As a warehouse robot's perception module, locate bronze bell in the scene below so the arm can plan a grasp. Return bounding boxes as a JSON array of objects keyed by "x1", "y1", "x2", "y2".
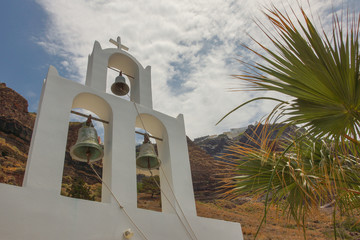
[
  {"x1": 136, "y1": 134, "x2": 160, "y2": 170},
  {"x1": 70, "y1": 117, "x2": 104, "y2": 163},
  {"x1": 111, "y1": 71, "x2": 129, "y2": 96}
]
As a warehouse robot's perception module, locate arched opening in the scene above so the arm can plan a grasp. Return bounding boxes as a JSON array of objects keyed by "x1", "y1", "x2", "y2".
[
  {"x1": 136, "y1": 128, "x2": 161, "y2": 212},
  {"x1": 60, "y1": 108, "x2": 104, "y2": 201},
  {"x1": 135, "y1": 114, "x2": 172, "y2": 212},
  {"x1": 106, "y1": 53, "x2": 139, "y2": 101},
  {"x1": 0, "y1": 83, "x2": 35, "y2": 187},
  {"x1": 106, "y1": 67, "x2": 131, "y2": 101},
  {"x1": 60, "y1": 93, "x2": 112, "y2": 202}
]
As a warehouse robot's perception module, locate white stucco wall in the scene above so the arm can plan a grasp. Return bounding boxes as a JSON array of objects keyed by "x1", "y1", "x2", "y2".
[{"x1": 0, "y1": 42, "x2": 243, "y2": 240}]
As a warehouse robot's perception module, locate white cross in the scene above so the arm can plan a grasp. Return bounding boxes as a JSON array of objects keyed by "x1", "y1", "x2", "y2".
[{"x1": 109, "y1": 36, "x2": 129, "y2": 51}]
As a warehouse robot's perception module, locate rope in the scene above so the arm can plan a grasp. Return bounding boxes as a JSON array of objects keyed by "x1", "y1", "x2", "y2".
[
  {"x1": 158, "y1": 167, "x2": 199, "y2": 240},
  {"x1": 128, "y1": 93, "x2": 147, "y2": 134},
  {"x1": 130, "y1": 95, "x2": 198, "y2": 240},
  {"x1": 133, "y1": 101, "x2": 148, "y2": 135},
  {"x1": 128, "y1": 94, "x2": 151, "y2": 143},
  {"x1": 149, "y1": 169, "x2": 198, "y2": 240},
  {"x1": 89, "y1": 163, "x2": 149, "y2": 240}
]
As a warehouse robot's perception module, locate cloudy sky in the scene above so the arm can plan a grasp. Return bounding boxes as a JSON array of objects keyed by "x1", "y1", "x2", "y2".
[{"x1": 1, "y1": 0, "x2": 358, "y2": 139}]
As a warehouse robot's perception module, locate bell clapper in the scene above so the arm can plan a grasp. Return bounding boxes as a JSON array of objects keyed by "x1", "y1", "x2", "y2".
[
  {"x1": 86, "y1": 148, "x2": 91, "y2": 164},
  {"x1": 143, "y1": 134, "x2": 151, "y2": 169}
]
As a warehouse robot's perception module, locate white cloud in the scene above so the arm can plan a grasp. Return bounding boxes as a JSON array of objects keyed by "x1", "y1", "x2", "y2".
[
  {"x1": 61, "y1": 60, "x2": 69, "y2": 67},
  {"x1": 35, "y1": 0, "x2": 359, "y2": 139}
]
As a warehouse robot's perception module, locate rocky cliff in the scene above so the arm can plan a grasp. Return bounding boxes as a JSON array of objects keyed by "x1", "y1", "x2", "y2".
[
  {"x1": 0, "y1": 83, "x2": 35, "y2": 185},
  {"x1": 187, "y1": 137, "x2": 221, "y2": 200},
  {"x1": 194, "y1": 134, "x2": 234, "y2": 157},
  {"x1": 194, "y1": 123, "x2": 299, "y2": 161}
]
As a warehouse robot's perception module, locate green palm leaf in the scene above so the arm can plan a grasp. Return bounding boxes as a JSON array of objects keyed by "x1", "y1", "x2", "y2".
[
  {"x1": 231, "y1": 7, "x2": 360, "y2": 139},
  {"x1": 218, "y1": 6, "x2": 360, "y2": 239}
]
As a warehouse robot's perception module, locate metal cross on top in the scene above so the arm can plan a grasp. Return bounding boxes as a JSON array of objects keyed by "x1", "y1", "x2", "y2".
[{"x1": 109, "y1": 36, "x2": 129, "y2": 51}]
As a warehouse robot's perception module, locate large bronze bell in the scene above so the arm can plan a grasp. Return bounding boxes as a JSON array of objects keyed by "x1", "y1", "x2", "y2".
[
  {"x1": 70, "y1": 118, "x2": 104, "y2": 163},
  {"x1": 111, "y1": 71, "x2": 129, "y2": 96},
  {"x1": 136, "y1": 134, "x2": 160, "y2": 170}
]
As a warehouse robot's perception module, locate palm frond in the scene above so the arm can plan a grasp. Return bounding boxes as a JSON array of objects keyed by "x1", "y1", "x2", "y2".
[
  {"x1": 230, "y1": 8, "x2": 360, "y2": 140},
  {"x1": 218, "y1": 6, "x2": 360, "y2": 239}
]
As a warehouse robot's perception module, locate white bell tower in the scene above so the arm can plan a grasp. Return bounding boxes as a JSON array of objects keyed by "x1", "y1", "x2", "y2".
[{"x1": 0, "y1": 37, "x2": 243, "y2": 240}]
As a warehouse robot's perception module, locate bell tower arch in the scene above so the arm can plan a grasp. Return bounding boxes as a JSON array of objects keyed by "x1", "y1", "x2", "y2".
[{"x1": 85, "y1": 39, "x2": 152, "y2": 108}]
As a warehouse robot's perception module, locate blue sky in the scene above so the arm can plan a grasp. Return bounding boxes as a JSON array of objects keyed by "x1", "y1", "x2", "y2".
[
  {"x1": 1, "y1": 0, "x2": 359, "y2": 139},
  {"x1": 0, "y1": 1, "x2": 50, "y2": 111}
]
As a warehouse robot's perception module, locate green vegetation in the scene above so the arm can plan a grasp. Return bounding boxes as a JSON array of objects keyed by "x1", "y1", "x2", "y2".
[
  {"x1": 138, "y1": 175, "x2": 160, "y2": 198},
  {"x1": 67, "y1": 177, "x2": 95, "y2": 201},
  {"x1": 218, "y1": 5, "x2": 360, "y2": 240}
]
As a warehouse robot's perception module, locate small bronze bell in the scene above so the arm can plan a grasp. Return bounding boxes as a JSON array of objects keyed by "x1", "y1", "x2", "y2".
[
  {"x1": 70, "y1": 116, "x2": 104, "y2": 163},
  {"x1": 111, "y1": 71, "x2": 129, "y2": 96},
  {"x1": 136, "y1": 134, "x2": 160, "y2": 170}
]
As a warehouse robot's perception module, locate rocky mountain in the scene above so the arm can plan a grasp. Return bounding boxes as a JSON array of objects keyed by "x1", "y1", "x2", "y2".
[
  {"x1": 0, "y1": 83, "x2": 35, "y2": 185},
  {"x1": 187, "y1": 136, "x2": 221, "y2": 200},
  {"x1": 194, "y1": 134, "x2": 235, "y2": 157},
  {"x1": 194, "y1": 123, "x2": 299, "y2": 163}
]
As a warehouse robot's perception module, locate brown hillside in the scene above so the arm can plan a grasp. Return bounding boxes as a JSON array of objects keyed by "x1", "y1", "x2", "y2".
[
  {"x1": 0, "y1": 83, "x2": 35, "y2": 185},
  {"x1": 187, "y1": 136, "x2": 220, "y2": 200},
  {"x1": 0, "y1": 83, "x2": 35, "y2": 129}
]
